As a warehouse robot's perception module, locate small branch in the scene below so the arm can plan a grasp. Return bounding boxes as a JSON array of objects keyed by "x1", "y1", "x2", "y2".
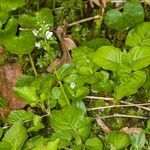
[
  {"x1": 98, "y1": 114, "x2": 148, "y2": 119},
  {"x1": 87, "y1": 103, "x2": 150, "y2": 111},
  {"x1": 85, "y1": 96, "x2": 150, "y2": 111},
  {"x1": 19, "y1": 28, "x2": 34, "y2": 31},
  {"x1": 96, "y1": 117, "x2": 111, "y2": 133},
  {"x1": 121, "y1": 101, "x2": 150, "y2": 111},
  {"x1": 85, "y1": 96, "x2": 113, "y2": 101},
  {"x1": 68, "y1": 15, "x2": 100, "y2": 27}
]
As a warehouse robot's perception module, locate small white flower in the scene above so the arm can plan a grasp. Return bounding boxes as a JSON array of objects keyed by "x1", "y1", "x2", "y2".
[
  {"x1": 45, "y1": 31, "x2": 53, "y2": 40},
  {"x1": 32, "y1": 30, "x2": 38, "y2": 36},
  {"x1": 35, "y1": 42, "x2": 41, "y2": 49},
  {"x1": 70, "y1": 82, "x2": 76, "y2": 89},
  {"x1": 39, "y1": 28, "x2": 42, "y2": 31}
]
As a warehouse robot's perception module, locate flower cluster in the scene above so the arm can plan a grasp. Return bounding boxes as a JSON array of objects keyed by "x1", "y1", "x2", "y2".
[{"x1": 32, "y1": 21, "x2": 57, "y2": 51}]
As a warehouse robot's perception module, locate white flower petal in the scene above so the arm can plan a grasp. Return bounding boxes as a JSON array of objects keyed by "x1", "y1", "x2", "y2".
[
  {"x1": 35, "y1": 42, "x2": 41, "y2": 48},
  {"x1": 45, "y1": 31, "x2": 53, "y2": 40},
  {"x1": 32, "y1": 30, "x2": 38, "y2": 36},
  {"x1": 70, "y1": 82, "x2": 76, "y2": 89}
]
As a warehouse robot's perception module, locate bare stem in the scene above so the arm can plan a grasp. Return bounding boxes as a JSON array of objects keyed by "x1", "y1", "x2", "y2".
[
  {"x1": 28, "y1": 54, "x2": 38, "y2": 77},
  {"x1": 85, "y1": 96, "x2": 150, "y2": 111},
  {"x1": 87, "y1": 103, "x2": 150, "y2": 111},
  {"x1": 97, "y1": 114, "x2": 148, "y2": 119}
]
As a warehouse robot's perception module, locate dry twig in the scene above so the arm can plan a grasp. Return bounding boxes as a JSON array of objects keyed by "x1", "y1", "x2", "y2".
[{"x1": 98, "y1": 114, "x2": 148, "y2": 119}]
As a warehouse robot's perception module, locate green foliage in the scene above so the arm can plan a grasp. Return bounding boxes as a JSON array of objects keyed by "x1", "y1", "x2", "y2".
[
  {"x1": 130, "y1": 134, "x2": 146, "y2": 150},
  {"x1": 0, "y1": 18, "x2": 36, "y2": 55},
  {"x1": 104, "y1": 0, "x2": 144, "y2": 31},
  {"x1": 19, "y1": 8, "x2": 54, "y2": 29},
  {"x1": 126, "y1": 22, "x2": 150, "y2": 47},
  {"x1": 93, "y1": 46, "x2": 122, "y2": 71},
  {"x1": 107, "y1": 131, "x2": 131, "y2": 149},
  {"x1": 24, "y1": 136, "x2": 60, "y2": 150},
  {"x1": 82, "y1": 38, "x2": 111, "y2": 50},
  {"x1": 51, "y1": 106, "x2": 92, "y2": 143},
  {"x1": 14, "y1": 74, "x2": 55, "y2": 105},
  {"x1": 0, "y1": 0, "x2": 25, "y2": 27},
  {"x1": 2, "y1": 121, "x2": 27, "y2": 150},
  {"x1": 0, "y1": 141, "x2": 12, "y2": 150},
  {"x1": 7, "y1": 110, "x2": 34, "y2": 124},
  {"x1": 85, "y1": 137, "x2": 103, "y2": 150}
]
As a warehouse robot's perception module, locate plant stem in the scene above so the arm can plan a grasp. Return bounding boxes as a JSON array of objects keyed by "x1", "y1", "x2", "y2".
[
  {"x1": 53, "y1": 0, "x2": 56, "y2": 9},
  {"x1": 28, "y1": 53, "x2": 38, "y2": 77},
  {"x1": 97, "y1": 114, "x2": 148, "y2": 120},
  {"x1": 44, "y1": 37, "x2": 70, "y2": 106},
  {"x1": 37, "y1": 0, "x2": 40, "y2": 11},
  {"x1": 87, "y1": 103, "x2": 150, "y2": 111},
  {"x1": 85, "y1": 96, "x2": 150, "y2": 111},
  {"x1": 52, "y1": 62, "x2": 70, "y2": 106}
]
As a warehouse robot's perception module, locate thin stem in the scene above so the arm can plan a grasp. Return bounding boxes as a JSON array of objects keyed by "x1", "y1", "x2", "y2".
[
  {"x1": 52, "y1": 62, "x2": 70, "y2": 106},
  {"x1": 97, "y1": 114, "x2": 148, "y2": 120},
  {"x1": 87, "y1": 103, "x2": 150, "y2": 111},
  {"x1": 28, "y1": 53, "x2": 38, "y2": 77},
  {"x1": 85, "y1": 96, "x2": 113, "y2": 101},
  {"x1": 85, "y1": 96, "x2": 150, "y2": 111},
  {"x1": 53, "y1": 0, "x2": 56, "y2": 9},
  {"x1": 37, "y1": 0, "x2": 40, "y2": 11},
  {"x1": 44, "y1": 37, "x2": 70, "y2": 106}
]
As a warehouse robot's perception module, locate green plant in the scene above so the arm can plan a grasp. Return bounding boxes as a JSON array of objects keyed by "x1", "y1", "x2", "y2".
[
  {"x1": 93, "y1": 22, "x2": 150, "y2": 100},
  {"x1": 104, "y1": 0, "x2": 144, "y2": 31}
]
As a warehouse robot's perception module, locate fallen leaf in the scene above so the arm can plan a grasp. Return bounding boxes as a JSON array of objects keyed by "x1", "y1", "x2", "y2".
[
  {"x1": 62, "y1": 38, "x2": 76, "y2": 51},
  {"x1": 120, "y1": 127, "x2": 142, "y2": 134},
  {"x1": 47, "y1": 27, "x2": 72, "y2": 73},
  {"x1": 0, "y1": 63, "x2": 26, "y2": 117}
]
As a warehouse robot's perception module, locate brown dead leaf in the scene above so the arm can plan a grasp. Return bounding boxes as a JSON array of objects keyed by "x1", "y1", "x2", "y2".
[
  {"x1": 120, "y1": 127, "x2": 142, "y2": 134},
  {"x1": 62, "y1": 38, "x2": 76, "y2": 51},
  {"x1": 0, "y1": 63, "x2": 26, "y2": 117},
  {"x1": 47, "y1": 27, "x2": 73, "y2": 73}
]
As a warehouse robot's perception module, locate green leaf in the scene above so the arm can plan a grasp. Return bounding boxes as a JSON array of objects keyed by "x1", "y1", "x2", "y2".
[
  {"x1": 14, "y1": 75, "x2": 39, "y2": 104},
  {"x1": 127, "y1": 46, "x2": 150, "y2": 70},
  {"x1": 0, "y1": 141, "x2": 12, "y2": 150},
  {"x1": 126, "y1": 22, "x2": 150, "y2": 47},
  {"x1": 82, "y1": 38, "x2": 111, "y2": 49},
  {"x1": 130, "y1": 134, "x2": 146, "y2": 150},
  {"x1": 2, "y1": 121, "x2": 27, "y2": 150},
  {"x1": 46, "y1": 139, "x2": 60, "y2": 150},
  {"x1": 7, "y1": 110, "x2": 34, "y2": 124},
  {"x1": 51, "y1": 106, "x2": 92, "y2": 141},
  {"x1": 107, "y1": 131, "x2": 130, "y2": 149},
  {"x1": 23, "y1": 136, "x2": 49, "y2": 149},
  {"x1": 0, "y1": 18, "x2": 18, "y2": 44},
  {"x1": 72, "y1": 46, "x2": 97, "y2": 71},
  {"x1": 19, "y1": 8, "x2": 54, "y2": 29},
  {"x1": 0, "y1": 18, "x2": 36, "y2": 55},
  {"x1": 0, "y1": 0, "x2": 25, "y2": 11},
  {"x1": 4, "y1": 31, "x2": 36, "y2": 55},
  {"x1": 50, "y1": 131, "x2": 72, "y2": 149},
  {"x1": 85, "y1": 137, "x2": 103, "y2": 150},
  {"x1": 93, "y1": 46, "x2": 122, "y2": 71},
  {"x1": 115, "y1": 71, "x2": 146, "y2": 100},
  {"x1": 36, "y1": 8, "x2": 54, "y2": 27},
  {"x1": 104, "y1": 0, "x2": 144, "y2": 31},
  {"x1": 28, "y1": 115, "x2": 44, "y2": 132},
  {"x1": 57, "y1": 64, "x2": 74, "y2": 80},
  {"x1": 0, "y1": 10, "x2": 9, "y2": 27},
  {"x1": 19, "y1": 14, "x2": 38, "y2": 29}
]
